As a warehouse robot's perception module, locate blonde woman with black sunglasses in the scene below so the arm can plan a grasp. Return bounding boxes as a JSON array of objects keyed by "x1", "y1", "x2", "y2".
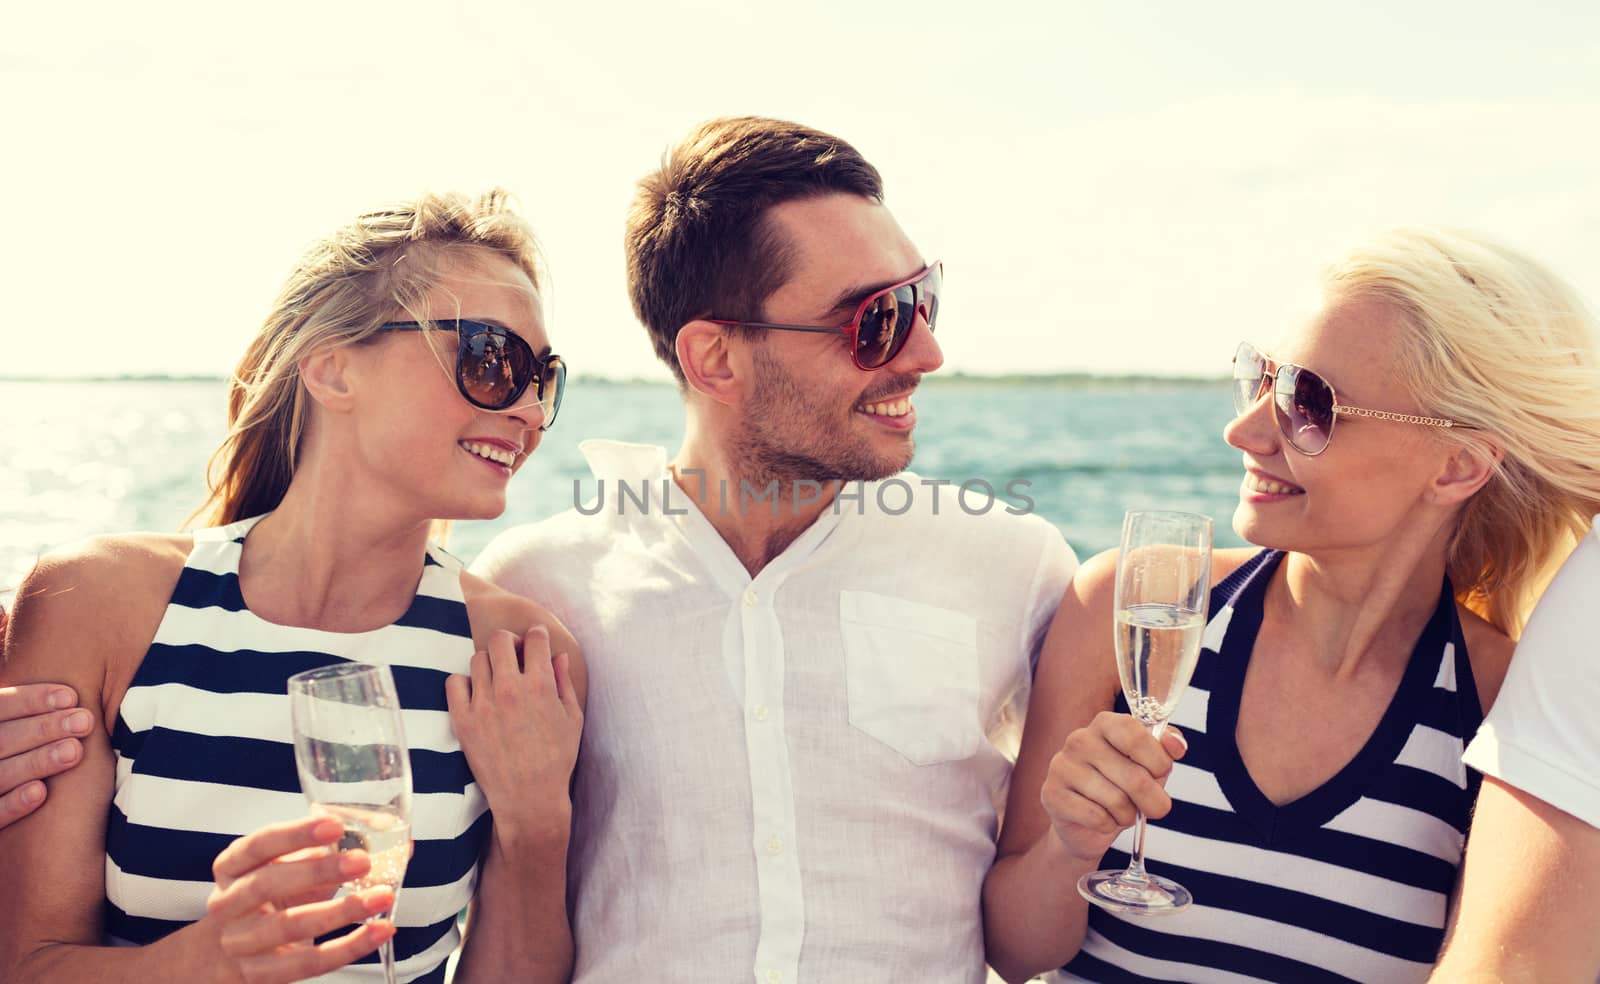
[{"x1": 0, "y1": 190, "x2": 583, "y2": 984}]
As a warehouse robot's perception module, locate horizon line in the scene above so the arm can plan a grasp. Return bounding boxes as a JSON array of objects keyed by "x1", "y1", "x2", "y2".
[{"x1": 0, "y1": 369, "x2": 1229, "y2": 385}]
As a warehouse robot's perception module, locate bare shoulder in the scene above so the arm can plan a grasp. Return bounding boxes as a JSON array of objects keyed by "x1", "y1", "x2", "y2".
[
  {"x1": 1066, "y1": 547, "x2": 1118, "y2": 609},
  {"x1": 1040, "y1": 543, "x2": 1251, "y2": 680},
  {"x1": 1211, "y1": 547, "x2": 1260, "y2": 586},
  {"x1": 1066, "y1": 545, "x2": 1256, "y2": 607},
  {"x1": 459, "y1": 570, "x2": 587, "y2": 699},
  {"x1": 7, "y1": 533, "x2": 190, "y2": 652},
  {"x1": 4, "y1": 532, "x2": 190, "y2": 719},
  {"x1": 1458, "y1": 604, "x2": 1516, "y2": 714}
]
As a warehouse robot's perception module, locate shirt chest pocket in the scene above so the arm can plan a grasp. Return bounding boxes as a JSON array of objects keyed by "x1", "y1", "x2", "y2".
[{"x1": 839, "y1": 590, "x2": 981, "y2": 766}]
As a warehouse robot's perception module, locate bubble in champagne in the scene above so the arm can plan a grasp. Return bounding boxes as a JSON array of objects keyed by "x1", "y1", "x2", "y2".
[{"x1": 1129, "y1": 695, "x2": 1170, "y2": 725}]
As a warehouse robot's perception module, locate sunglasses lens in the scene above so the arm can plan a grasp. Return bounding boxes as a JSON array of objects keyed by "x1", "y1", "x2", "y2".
[
  {"x1": 855, "y1": 266, "x2": 940, "y2": 369},
  {"x1": 855, "y1": 288, "x2": 907, "y2": 368},
  {"x1": 1232, "y1": 343, "x2": 1266, "y2": 415},
  {"x1": 459, "y1": 327, "x2": 535, "y2": 410},
  {"x1": 539, "y1": 358, "x2": 566, "y2": 430},
  {"x1": 1275, "y1": 365, "x2": 1335, "y2": 453}
]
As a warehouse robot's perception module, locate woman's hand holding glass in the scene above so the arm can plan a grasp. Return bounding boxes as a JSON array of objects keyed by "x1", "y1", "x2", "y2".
[
  {"x1": 176, "y1": 814, "x2": 396, "y2": 983},
  {"x1": 1041, "y1": 712, "x2": 1188, "y2": 864},
  {"x1": 286, "y1": 662, "x2": 413, "y2": 984},
  {"x1": 1077, "y1": 509, "x2": 1211, "y2": 914}
]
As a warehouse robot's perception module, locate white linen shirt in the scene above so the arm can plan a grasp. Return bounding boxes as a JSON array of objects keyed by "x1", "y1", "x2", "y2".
[{"x1": 472, "y1": 439, "x2": 1077, "y2": 984}]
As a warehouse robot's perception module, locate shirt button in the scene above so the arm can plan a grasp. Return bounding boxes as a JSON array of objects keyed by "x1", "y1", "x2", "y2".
[
  {"x1": 752, "y1": 704, "x2": 770, "y2": 722},
  {"x1": 743, "y1": 588, "x2": 758, "y2": 607},
  {"x1": 766, "y1": 835, "x2": 784, "y2": 856},
  {"x1": 766, "y1": 972, "x2": 783, "y2": 984}
]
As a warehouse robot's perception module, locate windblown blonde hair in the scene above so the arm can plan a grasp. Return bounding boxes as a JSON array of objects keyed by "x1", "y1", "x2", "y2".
[
  {"x1": 190, "y1": 189, "x2": 543, "y2": 528},
  {"x1": 1325, "y1": 227, "x2": 1600, "y2": 638}
]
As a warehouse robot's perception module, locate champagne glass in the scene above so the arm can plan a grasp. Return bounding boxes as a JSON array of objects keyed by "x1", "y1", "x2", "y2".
[
  {"x1": 289, "y1": 662, "x2": 413, "y2": 984},
  {"x1": 1078, "y1": 509, "x2": 1212, "y2": 915}
]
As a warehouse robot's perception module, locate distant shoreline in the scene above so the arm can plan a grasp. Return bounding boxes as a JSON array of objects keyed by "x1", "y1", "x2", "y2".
[{"x1": 0, "y1": 371, "x2": 1227, "y2": 386}]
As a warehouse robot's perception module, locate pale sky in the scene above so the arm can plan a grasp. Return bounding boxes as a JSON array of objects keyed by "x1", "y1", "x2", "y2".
[{"x1": 4, "y1": 1, "x2": 1598, "y2": 381}]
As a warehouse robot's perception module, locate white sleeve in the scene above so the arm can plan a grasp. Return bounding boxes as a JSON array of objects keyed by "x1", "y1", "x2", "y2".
[
  {"x1": 1463, "y1": 521, "x2": 1600, "y2": 828},
  {"x1": 468, "y1": 523, "x2": 553, "y2": 603},
  {"x1": 1021, "y1": 523, "x2": 1079, "y2": 676},
  {"x1": 988, "y1": 521, "x2": 1078, "y2": 767}
]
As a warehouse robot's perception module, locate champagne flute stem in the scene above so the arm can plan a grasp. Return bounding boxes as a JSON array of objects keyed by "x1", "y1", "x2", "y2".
[
  {"x1": 1122, "y1": 719, "x2": 1167, "y2": 885},
  {"x1": 1125, "y1": 810, "x2": 1151, "y2": 884},
  {"x1": 379, "y1": 936, "x2": 397, "y2": 984},
  {"x1": 368, "y1": 893, "x2": 400, "y2": 984}
]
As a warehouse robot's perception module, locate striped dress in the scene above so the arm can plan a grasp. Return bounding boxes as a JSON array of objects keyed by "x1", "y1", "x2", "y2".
[
  {"x1": 104, "y1": 516, "x2": 487, "y2": 983},
  {"x1": 1055, "y1": 550, "x2": 1482, "y2": 984}
]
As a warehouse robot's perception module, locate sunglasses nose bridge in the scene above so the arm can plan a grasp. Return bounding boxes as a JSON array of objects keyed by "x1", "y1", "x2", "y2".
[
  {"x1": 1249, "y1": 368, "x2": 1272, "y2": 405},
  {"x1": 1224, "y1": 368, "x2": 1293, "y2": 458}
]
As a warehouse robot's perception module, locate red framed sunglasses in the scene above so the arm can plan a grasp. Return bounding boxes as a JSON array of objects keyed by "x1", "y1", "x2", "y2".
[
  {"x1": 707, "y1": 262, "x2": 941, "y2": 370},
  {"x1": 1232, "y1": 341, "x2": 1459, "y2": 455}
]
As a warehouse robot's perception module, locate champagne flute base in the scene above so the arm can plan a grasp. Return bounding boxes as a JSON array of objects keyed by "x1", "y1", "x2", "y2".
[{"x1": 1077, "y1": 868, "x2": 1192, "y2": 915}]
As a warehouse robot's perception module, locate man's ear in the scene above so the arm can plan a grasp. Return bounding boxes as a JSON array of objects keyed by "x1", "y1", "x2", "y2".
[
  {"x1": 1431, "y1": 436, "x2": 1504, "y2": 506},
  {"x1": 298, "y1": 344, "x2": 357, "y2": 413},
  {"x1": 676, "y1": 320, "x2": 743, "y2": 407}
]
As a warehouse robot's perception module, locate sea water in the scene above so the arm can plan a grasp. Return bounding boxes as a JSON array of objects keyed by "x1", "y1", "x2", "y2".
[{"x1": 0, "y1": 377, "x2": 1247, "y2": 597}]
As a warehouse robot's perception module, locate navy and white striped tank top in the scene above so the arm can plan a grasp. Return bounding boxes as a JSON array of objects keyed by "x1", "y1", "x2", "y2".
[
  {"x1": 105, "y1": 515, "x2": 488, "y2": 983},
  {"x1": 1055, "y1": 550, "x2": 1482, "y2": 984}
]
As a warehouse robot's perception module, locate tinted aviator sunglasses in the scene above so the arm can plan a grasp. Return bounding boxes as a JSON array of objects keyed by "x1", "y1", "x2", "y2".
[
  {"x1": 707, "y1": 262, "x2": 942, "y2": 370},
  {"x1": 377, "y1": 319, "x2": 565, "y2": 429},
  {"x1": 1232, "y1": 341, "x2": 1459, "y2": 456}
]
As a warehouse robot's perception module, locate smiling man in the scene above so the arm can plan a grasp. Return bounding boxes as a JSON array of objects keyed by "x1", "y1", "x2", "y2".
[{"x1": 472, "y1": 117, "x2": 1078, "y2": 982}]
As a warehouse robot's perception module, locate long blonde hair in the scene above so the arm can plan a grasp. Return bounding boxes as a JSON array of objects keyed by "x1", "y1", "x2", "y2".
[
  {"x1": 1325, "y1": 227, "x2": 1600, "y2": 637},
  {"x1": 191, "y1": 189, "x2": 542, "y2": 527}
]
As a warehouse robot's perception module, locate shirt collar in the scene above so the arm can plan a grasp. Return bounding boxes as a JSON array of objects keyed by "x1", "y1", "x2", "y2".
[
  {"x1": 576, "y1": 438, "x2": 848, "y2": 590},
  {"x1": 578, "y1": 439, "x2": 670, "y2": 483}
]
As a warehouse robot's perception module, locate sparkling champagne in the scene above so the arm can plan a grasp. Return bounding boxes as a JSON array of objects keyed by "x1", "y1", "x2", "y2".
[
  {"x1": 1116, "y1": 603, "x2": 1205, "y2": 726},
  {"x1": 316, "y1": 803, "x2": 411, "y2": 892}
]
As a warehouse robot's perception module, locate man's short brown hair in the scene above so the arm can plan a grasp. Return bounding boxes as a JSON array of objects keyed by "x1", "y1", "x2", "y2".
[{"x1": 625, "y1": 116, "x2": 884, "y2": 383}]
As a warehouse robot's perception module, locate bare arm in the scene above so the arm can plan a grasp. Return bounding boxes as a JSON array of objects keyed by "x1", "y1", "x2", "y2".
[
  {"x1": 1430, "y1": 779, "x2": 1600, "y2": 983},
  {"x1": 982, "y1": 549, "x2": 1184, "y2": 982},
  {"x1": 0, "y1": 540, "x2": 393, "y2": 983},
  {"x1": 0, "y1": 549, "x2": 137, "y2": 980},
  {"x1": 451, "y1": 582, "x2": 587, "y2": 984}
]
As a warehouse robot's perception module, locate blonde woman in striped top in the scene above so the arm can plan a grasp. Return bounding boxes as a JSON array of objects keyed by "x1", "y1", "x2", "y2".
[
  {"x1": 985, "y1": 227, "x2": 1600, "y2": 983},
  {"x1": 0, "y1": 190, "x2": 584, "y2": 983}
]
